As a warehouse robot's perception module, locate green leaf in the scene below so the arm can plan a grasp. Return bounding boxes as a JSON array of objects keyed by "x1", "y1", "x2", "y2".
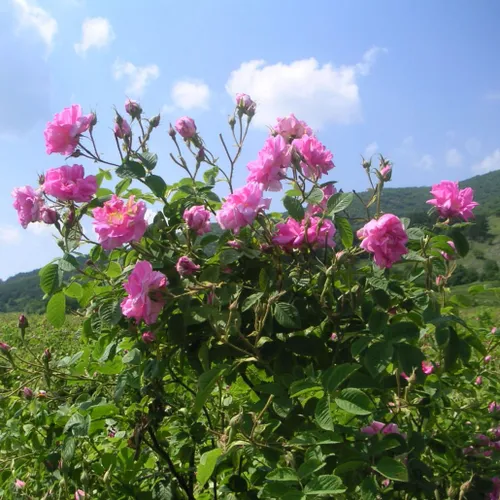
[
  {"x1": 64, "y1": 282, "x2": 83, "y2": 299},
  {"x1": 203, "y1": 166, "x2": 219, "y2": 185},
  {"x1": 266, "y1": 468, "x2": 299, "y2": 482},
  {"x1": 58, "y1": 253, "x2": 80, "y2": 272},
  {"x1": 219, "y1": 249, "x2": 240, "y2": 265},
  {"x1": 242, "y1": 292, "x2": 264, "y2": 312},
  {"x1": 140, "y1": 152, "x2": 158, "y2": 170},
  {"x1": 145, "y1": 175, "x2": 167, "y2": 197},
  {"x1": 123, "y1": 348, "x2": 141, "y2": 365},
  {"x1": 115, "y1": 178, "x2": 132, "y2": 195},
  {"x1": 450, "y1": 229, "x2": 469, "y2": 257},
  {"x1": 274, "y1": 302, "x2": 301, "y2": 328},
  {"x1": 197, "y1": 448, "x2": 222, "y2": 487},
  {"x1": 47, "y1": 292, "x2": 66, "y2": 328},
  {"x1": 335, "y1": 388, "x2": 373, "y2": 415},
  {"x1": 305, "y1": 475, "x2": 346, "y2": 495},
  {"x1": 335, "y1": 216, "x2": 353, "y2": 248},
  {"x1": 322, "y1": 363, "x2": 361, "y2": 392},
  {"x1": 368, "y1": 309, "x2": 388, "y2": 334},
  {"x1": 396, "y1": 343, "x2": 425, "y2": 375},
  {"x1": 364, "y1": 341, "x2": 393, "y2": 377},
  {"x1": 327, "y1": 192, "x2": 354, "y2": 215},
  {"x1": 315, "y1": 395, "x2": 334, "y2": 430},
  {"x1": 298, "y1": 459, "x2": 325, "y2": 480},
  {"x1": 372, "y1": 457, "x2": 408, "y2": 482},
  {"x1": 64, "y1": 413, "x2": 91, "y2": 436},
  {"x1": 39, "y1": 263, "x2": 60, "y2": 295},
  {"x1": 116, "y1": 161, "x2": 146, "y2": 179},
  {"x1": 307, "y1": 187, "x2": 324, "y2": 205},
  {"x1": 194, "y1": 365, "x2": 229, "y2": 415},
  {"x1": 283, "y1": 196, "x2": 305, "y2": 221},
  {"x1": 106, "y1": 261, "x2": 122, "y2": 278},
  {"x1": 62, "y1": 437, "x2": 76, "y2": 463}
]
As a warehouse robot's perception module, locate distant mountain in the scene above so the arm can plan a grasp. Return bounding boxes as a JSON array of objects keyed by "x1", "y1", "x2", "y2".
[{"x1": 1, "y1": 170, "x2": 499, "y2": 313}]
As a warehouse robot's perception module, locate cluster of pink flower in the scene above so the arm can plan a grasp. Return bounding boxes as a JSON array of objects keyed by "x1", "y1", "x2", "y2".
[
  {"x1": 463, "y1": 427, "x2": 500, "y2": 458},
  {"x1": 273, "y1": 216, "x2": 336, "y2": 250},
  {"x1": 361, "y1": 420, "x2": 406, "y2": 438}
]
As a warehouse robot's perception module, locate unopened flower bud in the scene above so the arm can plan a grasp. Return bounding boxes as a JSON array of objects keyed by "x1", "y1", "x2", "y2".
[
  {"x1": 114, "y1": 116, "x2": 131, "y2": 139},
  {"x1": 436, "y1": 275, "x2": 445, "y2": 287},
  {"x1": 149, "y1": 114, "x2": 161, "y2": 128},
  {"x1": 41, "y1": 207, "x2": 58, "y2": 225},
  {"x1": 196, "y1": 147, "x2": 205, "y2": 162},
  {"x1": 475, "y1": 376, "x2": 482, "y2": 386},
  {"x1": 0, "y1": 342, "x2": 12, "y2": 354},
  {"x1": 18, "y1": 314, "x2": 29, "y2": 329},
  {"x1": 43, "y1": 348, "x2": 51, "y2": 362},
  {"x1": 168, "y1": 124, "x2": 176, "y2": 138},
  {"x1": 228, "y1": 116, "x2": 236, "y2": 128},
  {"x1": 70, "y1": 149, "x2": 82, "y2": 158},
  {"x1": 142, "y1": 331, "x2": 156, "y2": 344},
  {"x1": 23, "y1": 387, "x2": 33, "y2": 399},
  {"x1": 90, "y1": 112, "x2": 97, "y2": 128},
  {"x1": 485, "y1": 355, "x2": 492, "y2": 363},
  {"x1": 330, "y1": 333, "x2": 338, "y2": 341},
  {"x1": 362, "y1": 158, "x2": 371, "y2": 170},
  {"x1": 125, "y1": 99, "x2": 142, "y2": 119}
]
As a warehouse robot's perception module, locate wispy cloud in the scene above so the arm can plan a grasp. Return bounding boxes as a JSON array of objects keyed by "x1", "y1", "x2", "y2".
[
  {"x1": 113, "y1": 59, "x2": 159, "y2": 97},
  {"x1": 11, "y1": 0, "x2": 57, "y2": 52},
  {"x1": 75, "y1": 17, "x2": 114, "y2": 56},
  {"x1": 364, "y1": 141, "x2": 378, "y2": 158},
  {"x1": 445, "y1": 148, "x2": 463, "y2": 168},
  {"x1": 472, "y1": 149, "x2": 500, "y2": 174},
  {"x1": 225, "y1": 47, "x2": 387, "y2": 130},
  {"x1": 485, "y1": 91, "x2": 500, "y2": 101},
  {"x1": 171, "y1": 80, "x2": 210, "y2": 110},
  {"x1": 0, "y1": 225, "x2": 22, "y2": 245}
]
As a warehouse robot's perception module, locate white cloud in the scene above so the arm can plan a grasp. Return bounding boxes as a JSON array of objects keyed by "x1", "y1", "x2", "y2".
[
  {"x1": 26, "y1": 221, "x2": 57, "y2": 237},
  {"x1": 0, "y1": 225, "x2": 22, "y2": 244},
  {"x1": 74, "y1": 17, "x2": 114, "y2": 56},
  {"x1": 465, "y1": 138, "x2": 481, "y2": 156},
  {"x1": 393, "y1": 136, "x2": 434, "y2": 171},
  {"x1": 485, "y1": 91, "x2": 500, "y2": 101},
  {"x1": 445, "y1": 148, "x2": 463, "y2": 168},
  {"x1": 171, "y1": 80, "x2": 210, "y2": 110},
  {"x1": 225, "y1": 47, "x2": 386, "y2": 130},
  {"x1": 113, "y1": 59, "x2": 159, "y2": 97},
  {"x1": 11, "y1": 0, "x2": 58, "y2": 51},
  {"x1": 364, "y1": 141, "x2": 378, "y2": 158},
  {"x1": 472, "y1": 149, "x2": 500, "y2": 174}
]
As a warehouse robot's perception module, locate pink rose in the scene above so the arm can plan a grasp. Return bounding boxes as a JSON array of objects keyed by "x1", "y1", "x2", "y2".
[
  {"x1": 176, "y1": 256, "x2": 200, "y2": 277},
  {"x1": 227, "y1": 240, "x2": 242, "y2": 249},
  {"x1": 183, "y1": 205, "x2": 211, "y2": 235},
  {"x1": 216, "y1": 182, "x2": 271, "y2": 234},
  {"x1": 475, "y1": 376, "x2": 483, "y2": 386},
  {"x1": 125, "y1": 99, "x2": 142, "y2": 118},
  {"x1": 306, "y1": 184, "x2": 336, "y2": 216},
  {"x1": 75, "y1": 490, "x2": 86, "y2": 500},
  {"x1": 491, "y1": 327, "x2": 497, "y2": 335},
  {"x1": 426, "y1": 180, "x2": 478, "y2": 221},
  {"x1": 43, "y1": 165, "x2": 97, "y2": 203},
  {"x1": 12, "y1": 186, "x2": 43, "y2": 228},
  {"x1": 0, "y1": 342, "x2": 12, "y2": 353},
  {"x1": 485, "y1": 355, "x2": 492, "y2": 364},
  {"x1": 302, "y1": 217, "x2": 336, "y2": 248},
  {"x1": 273, "y1": 114, "x2": 312, "y2": 140},
  {"x1": 14, "y1": 479, "x2": 26, "y2": 489},
  {"x1": 175, "y1": 117, "x2": 197, "y2": 138},
  {"x1": 475, "y1": 434, "x2": 490, "y2": 446},
  {"x1": 361, "y1": 421, "x2": 402, "y2": 436},
  {"x1": 92, "y1": 195, "x2": 147, "y2": 250},
  {"x1": 141, "y1": 331, "x2": 156, "y2": 344},
  {"x1": 246, "y1": 135, "x2": 292, "y2": 191},
  {"x1": 121, "y1": 261, "x2": 168, "y2": 325},
  {"x1": 330, "y1": 333, "x2": 338, "y2": 341},
  {"x1": 273, "y1": 218, "x2": 303, "y2": 249},
  {"x1": 114, "y1": 117, "x2": 131, "y2": 138},
  {"x1": 23, "y1": 387, "x2": 33, "y2": 399},
  {"x1": 421, "y1": 361, "x2": 434, "y2": 375},
  {"x1": 357, "y1": 214, "x2": 408, "y2": 269},
  {"x1": 44, "y1": 104, "x2": 92, "y2": 155},
  {"x1": 401, "y1": 372, "x2": 410, "y2": 381},
  {"x1": 380, "y1": 165, "x2": 392, "y2": 181},
  {"x1": 236, "y1": 93, "x2": 256, "y2": 114},
  {"x1": 489, "y1": 477, "x2": 500, "y2": 500},
  {"x1": 292, "y1": 135, "x2": 335, "y2": 181}
]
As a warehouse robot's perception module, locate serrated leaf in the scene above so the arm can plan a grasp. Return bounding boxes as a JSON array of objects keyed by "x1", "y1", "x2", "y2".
[
  {"x1": 39, "y1": 263, "x2": 60, "y2": 295},
  {"x1": 62, "y1": 437, "x2": 76, "y2": 463},
  {"x1": 322, "y1": 363, "x2": 361, "y2": 392},
  {"x1": 335, "y1": 388, "x2": 373, "y2": 415},
  {"x1": 335, "y1": 216, "x2": 353, "y2": 248},
  {"x1": 327, "y1": 192, "x2": 354, "y2": 215},
  {"x1": 364, "y1": 341, "x2": 393, "y2": 377},
  {"x1": 373, "y1": 457, "x2": 408, "y2": 482},
  {"x1": 116, "y1": 161, "x2": 146, "y2": 179},
  {"x1": 274, "y1": 302, "x2": 301, "y2": 328},
  {"x1": 266, "y1": 468, "x2": 299, "y2": 482},
  {"x1": 140, "y1": 152, "x2": 158, "y2": 170},
  {"x1": 307, "y1": 187, "x2": 324, "y2": 205},
  {"x1": 219, "y1": 249, "x2": 240, "y2": 265},
  {"x1": 145, "y1": 175, "x2": 167, "y2": 197},
  {"x1": 197, "y1": 448, "x2": 222, "y2": 487},
  {"x1": 47, "y1": 292, "x2": 66, "y2": 328},
  {"x1": 242, "y1": 292, "x2": 263, "y2": 312},
  {"x1": 283, "y1": 196, "x2": 305, "y2": 221},
  {"x1": 304, "y1": 475, "x2": 346, "y2": 495},
  {"x1": 315, "y1": 395, "x2": 334, "y2": 430},
  {"x1": 64, "y1": 413, "x2": 90, "y2": 436},
  {"x1": 64, "y1": 282, "x2": 83, "y2": 299}
]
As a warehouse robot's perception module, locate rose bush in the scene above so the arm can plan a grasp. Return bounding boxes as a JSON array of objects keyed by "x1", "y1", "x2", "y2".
[{"x1": 2, "y1": 96, "x2": 500, "y2": 499}]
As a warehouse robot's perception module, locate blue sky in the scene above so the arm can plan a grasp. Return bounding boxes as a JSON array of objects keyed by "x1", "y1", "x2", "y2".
[{"x1": 0, "y1": 0, "x2": 499, "y2": 280}]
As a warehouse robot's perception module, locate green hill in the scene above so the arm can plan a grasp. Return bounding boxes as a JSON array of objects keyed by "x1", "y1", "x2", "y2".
[{"x1": 1, "y1": 170, "x2": 499, "y2": 313}]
